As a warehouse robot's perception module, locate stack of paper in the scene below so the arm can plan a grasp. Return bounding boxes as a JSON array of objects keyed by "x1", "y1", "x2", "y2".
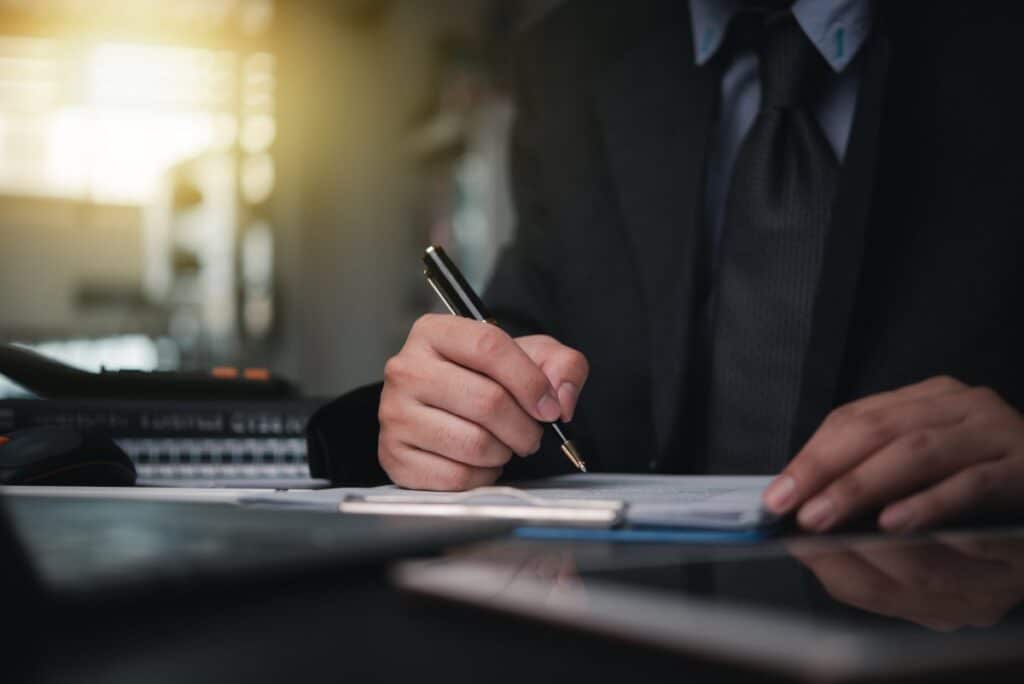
[{"x1": 240, "y1": 473, "x2": 777, "y2": 531}]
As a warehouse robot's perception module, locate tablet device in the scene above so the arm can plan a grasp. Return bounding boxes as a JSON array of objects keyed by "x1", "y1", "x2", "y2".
[{"x1": 394, "y1": 529, "x2": 1024, "y2": 681}]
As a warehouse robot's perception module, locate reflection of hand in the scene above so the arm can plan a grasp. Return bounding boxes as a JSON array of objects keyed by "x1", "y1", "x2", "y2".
[
  {"x1": 449, "y1": 545, "x2": 585, "y2": 604},
  {"x1": 788, "y1": 535, "x2": 1024, "y2": 631},
  {"x1": 762, "y1": 376, "x2": 1024, "y2": 532}
]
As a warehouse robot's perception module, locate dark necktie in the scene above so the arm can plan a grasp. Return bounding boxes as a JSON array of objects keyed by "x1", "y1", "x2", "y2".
[{"x1": 705, "y1": 15, "x2": 839, "y2": 473}]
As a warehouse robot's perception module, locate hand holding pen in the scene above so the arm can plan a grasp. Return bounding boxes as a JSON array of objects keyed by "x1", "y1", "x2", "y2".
[{"x1": 377, "y1": 245, "x2": 589, "y2": 491}]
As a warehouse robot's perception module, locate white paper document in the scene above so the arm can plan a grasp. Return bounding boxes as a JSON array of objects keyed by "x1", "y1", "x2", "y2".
[
  {"x1": 239, "y1": 473, "x2": 776, "y2": 530},
  {"x1": 4, "y1": 474, "x2": 776, "y2": 530},
  {"x1": 503, "y1": 474, "x2": 775, "y2": 529}
]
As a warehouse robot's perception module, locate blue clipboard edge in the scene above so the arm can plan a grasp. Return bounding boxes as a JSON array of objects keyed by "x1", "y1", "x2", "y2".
[{"x1": 514, "y1": 526, "x2": 772, "y2": 544}]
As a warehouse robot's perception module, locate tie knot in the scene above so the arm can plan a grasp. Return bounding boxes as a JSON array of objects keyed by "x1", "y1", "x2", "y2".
[{"x1": 756, "y1": 15, "x2": 830, "y2": 109}]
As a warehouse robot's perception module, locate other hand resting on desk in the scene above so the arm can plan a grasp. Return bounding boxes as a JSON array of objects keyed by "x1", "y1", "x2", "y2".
[
  {"x1": 378, "y1": 314, "x2": 588, "y2": 491},
  {"x1": 764, "y1": 376, "x2": 1024, "y2": 532}
]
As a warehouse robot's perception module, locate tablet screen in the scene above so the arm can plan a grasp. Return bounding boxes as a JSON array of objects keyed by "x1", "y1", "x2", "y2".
[{"x1": 395, "y1": 529, "x2": 1024, "y2": 680}]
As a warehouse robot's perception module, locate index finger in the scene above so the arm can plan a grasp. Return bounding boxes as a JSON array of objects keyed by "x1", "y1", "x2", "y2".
[
  {"x1": 762, "y1": 378, "x2": 973, "y2": 515},
  {"x1": 411, "y1": 314, "x2": 561, "y2": 423}
]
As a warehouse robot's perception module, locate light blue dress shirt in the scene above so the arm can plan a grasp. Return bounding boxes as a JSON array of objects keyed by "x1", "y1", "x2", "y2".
[{"x1": 688, "y1": 0, "x2": 873, "y2": 253}]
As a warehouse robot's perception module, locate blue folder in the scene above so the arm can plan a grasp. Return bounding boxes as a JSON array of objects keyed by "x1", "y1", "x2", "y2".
[{"x1": 514, "y1": 525, "x2": 773, "y2": 544}]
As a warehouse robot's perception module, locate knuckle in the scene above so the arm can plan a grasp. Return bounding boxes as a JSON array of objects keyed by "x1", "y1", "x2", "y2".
[
  {"x1": 912, "y1": 496, "x2": 941, "y2": 521},
  {"x1": 473, "y1": 326, "x2": 509, "y2": 358},
  {"x1": 853, "y1": 410, "x2": 897, "y2": 444},
  {"x1": 493, "y1": 444, "x2": 514, "y2": 465},
  {"x1": 563, "y1": 348, "x2": 589, "y2": 377},
  {"x1": 511, "y1": 425, "x2": 541, "y2": 457},
  {"x1": 377, "y1": 435, "x2": 399, "y2": 473},
  {"x1": 477, "y1": 382, "x2": 509, "y2": 416},
  {"x1": 831, "y1": 474, "x2": 865, "y2": 505},
  {"x1": 963, "y1": 465, "x2": 998, "y2": 500},
  {"x1": 967, "y1": 386, "x2": 1001, "y2": 407},
  {"x1": 848, "y1": 578, "x2": 888, "y2": 608},
  {"x1": 376, "y1": 387, "x2": 405, "y2": 426},
  {"x1": 383, "y1": 355, "x2": 410, "y2": 385},
  {"x1": 528, "y1": 423, "x2": 544, "y2": 452},
  {"x1": 512, "y1": 335, "x2": 548, "y2": 359},
  {"x1": 826, "y1": 403, "x2": 857, "y2": 426},
  {"x1": 460, "y1": 425, "x2": 492, "y2": 458},
  {"x1": 532, "y1": 334, "x2": 557, "y2": 348},
  {"x1": 577, "y1": 351, "x2": 590, "y2": 377},
  {"x1": 501, "y1": 421, "x2": 536, "y2": 458},
  {"x1": 408, "y1": 314, "x2": 430, "y2": 340},
  {"x1": 432, "y1": 420, "x2": 493, "y2": 465},
  {"x1": 918, "y1": 570, "x2": 955, "y2": 595},
  {"x1": 787, "y1": 461, "x2": 820, "y2": 491},
  {"x1": 411, "y1": 313, "x2": 442, "y2": 336},
  {"x1": 439, "y1": 464, "x2": 474, "y2": 491},
  {"x1": 382, "y1": 355, "x2": 399, "y2": 380},
  {"x1": 377, "y1": 398, "x2": 396, "y2": 425},
  {"x1": 900, "y1": 429, "x2": 937, "y2": 455},
  {"x1": 524, "y1": 369, "x2": 552, "y2": 401},
  {"x1": 930, "y1": 375, "x2": 965, "y2": 391}
]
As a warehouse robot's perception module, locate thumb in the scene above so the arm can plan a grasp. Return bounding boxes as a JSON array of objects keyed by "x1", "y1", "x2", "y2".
[{"x1": 515, "y1": 335, "x2": 589, "y2": 422}]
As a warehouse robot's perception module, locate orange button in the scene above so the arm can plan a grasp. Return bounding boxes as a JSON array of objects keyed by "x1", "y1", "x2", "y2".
[
  {"x1": 0, "y1": 436, "x2": 9, "y2": 447},
  {"x1": 243, "y1": 368, "x2": 270, "y2": 381},
  {"x1": 211, "y1": 366, "x2": 239, "y2": 379}
]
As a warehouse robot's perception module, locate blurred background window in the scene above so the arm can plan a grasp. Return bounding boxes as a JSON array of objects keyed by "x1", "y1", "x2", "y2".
[
  {"x1": 0, "y1": 38, "x2": 239, "y2": 203},
  {"x1": 0, "y1": 0, "x2": 559, "y2": 399}
]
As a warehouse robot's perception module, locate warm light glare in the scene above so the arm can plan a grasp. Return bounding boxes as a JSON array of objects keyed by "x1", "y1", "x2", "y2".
[
  {"x1": 0, "y1": 37, "x2": 270, "y2": 204},
  {"x1": 89, "y1": 43, "x2": 234, "y2": 111},
  {"x1": 48, "y1": 106, "x2": 218, "y2": 203}
]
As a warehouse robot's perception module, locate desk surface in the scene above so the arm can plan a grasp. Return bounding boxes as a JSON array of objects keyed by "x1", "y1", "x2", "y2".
[
  {"x1": 397, "y1": 530, "x2": 1024, "y2": 682},
  {"x1": 10, "y1": 493, "x2": 1024, "y2": 684}
]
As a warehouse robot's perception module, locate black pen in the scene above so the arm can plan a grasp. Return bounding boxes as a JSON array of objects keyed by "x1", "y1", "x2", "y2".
[{"x1": 422, "y1": 244, "x2": 587, "y2": 472}]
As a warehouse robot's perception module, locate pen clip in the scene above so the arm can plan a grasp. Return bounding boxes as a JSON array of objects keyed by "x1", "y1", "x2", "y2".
[{"x1": 425, "y1": 274, "x2": 460, "y2": 317}]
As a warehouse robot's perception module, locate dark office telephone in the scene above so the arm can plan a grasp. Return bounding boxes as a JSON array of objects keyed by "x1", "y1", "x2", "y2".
[
  {"x1": 0, "y1": 343, "x2": 296, "y2": 401},
  {"x1": 0, "y1": 344, "x2": 324, "y2": 486}
]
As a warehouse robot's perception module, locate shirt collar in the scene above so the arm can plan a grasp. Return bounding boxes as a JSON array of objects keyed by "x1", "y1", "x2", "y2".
[{"x1": 688, "y1": 0, "x2": 872, "y2": 73}]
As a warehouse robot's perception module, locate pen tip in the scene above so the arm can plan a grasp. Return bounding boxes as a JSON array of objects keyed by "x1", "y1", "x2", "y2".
[{"x1": 560, "y1": 440, "x2": 588, "y2": 473}]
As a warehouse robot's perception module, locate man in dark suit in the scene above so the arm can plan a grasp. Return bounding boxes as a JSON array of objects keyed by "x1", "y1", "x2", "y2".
[{"x1": 376, "y1": 0, "x2": 1024, "y2": 532}]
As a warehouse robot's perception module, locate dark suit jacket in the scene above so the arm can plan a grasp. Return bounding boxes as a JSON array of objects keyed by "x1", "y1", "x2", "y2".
[
  {"x1": 484, "y1": 0, "x2": 1024, "y2": 479},
  {"x1": 309, "y1": 0, "x2": 1024, "y2": 485}
]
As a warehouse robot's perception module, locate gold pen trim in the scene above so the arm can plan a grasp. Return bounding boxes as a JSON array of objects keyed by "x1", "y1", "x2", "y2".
[
  {"x1": 560, "y1": 440, "x2": 587, "y2": 473},
  {"x1": 551, "y1": 422, "x2": 587, "y2": 472}
]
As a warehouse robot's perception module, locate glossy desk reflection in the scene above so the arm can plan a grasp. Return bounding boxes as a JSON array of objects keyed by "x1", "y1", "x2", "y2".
[{"x1": 396, "y1": 528, "x2": 1024, "y2": 681}]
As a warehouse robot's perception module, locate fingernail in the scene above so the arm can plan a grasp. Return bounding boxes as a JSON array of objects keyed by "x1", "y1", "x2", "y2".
[
  {"x1": 537, "y1": 393, "x2": 561, "y2": 422},
  {"x1": 798, "y1": 497, "x2": 835, "y2": 530},
  {"x1": 880, "y1": 505, "x2": 914, "y2": 532},
  {"x1": 763, "y1": 475, "x2": 796, "y2": 512},
  {"x1": 558, "y1": 382, "x2": 579, "y2": 422}
]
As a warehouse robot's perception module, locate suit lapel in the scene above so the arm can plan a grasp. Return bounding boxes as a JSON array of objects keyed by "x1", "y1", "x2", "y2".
[
  {"x1": 594, "y1": 18, "x2": 716, "y2": 460},
  {"x1": 787, "y1": 28, "x2": 892, "y2": 467}
]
